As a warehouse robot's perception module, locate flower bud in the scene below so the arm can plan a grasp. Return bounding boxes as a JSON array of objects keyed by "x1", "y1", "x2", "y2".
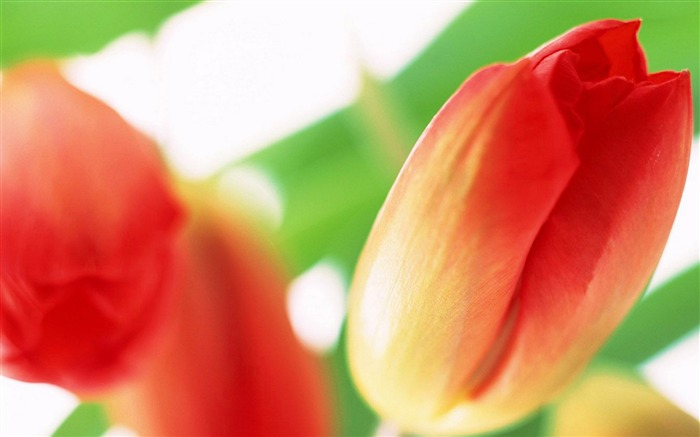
[
  {"x1": 1, "y1": 62, "x2": 183, "y2": 393},
  {"x1": 551, "y1": 366, "x2": 699, "y2": 436},
  {"x1": 106, "y1": 195, "x2": 332, "y2": 436},
  {"x1": 348, "y1": 20, "x2": 692, "y2": 434}
]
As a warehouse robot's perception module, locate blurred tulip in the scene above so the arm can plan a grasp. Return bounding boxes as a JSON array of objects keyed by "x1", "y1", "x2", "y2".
[
  {"x1": 347, "y1": 19, "x2": 692, "y2": 434},
  {"x1": 551, "y1": 365, "x2": 699, "y2": 436},
  {"x1": 106, "y1": 193, "x2": 332, "y2": 436},
  {"x1": 0, "y1": 62, "x2": 183, "y2": 393}
]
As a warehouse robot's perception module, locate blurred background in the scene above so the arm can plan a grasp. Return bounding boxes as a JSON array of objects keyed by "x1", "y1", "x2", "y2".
[{"x1": 2, "y1": 1, "x2": 698, "y2": 436}]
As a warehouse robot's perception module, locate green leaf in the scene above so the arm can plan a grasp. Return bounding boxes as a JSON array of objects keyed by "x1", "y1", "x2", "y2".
[
  {"x1": 599, "y1": 264, "x2": 700, "y2": 364},
  {"x1": 1, "y1": 1, "x2": 199, "y2": 68},
  {"x1": 235, "y1": 109, "x2": 396, "y2": 276},
  {"x1": 52, "y1": 402, "x2": 110, "y2": 437}
]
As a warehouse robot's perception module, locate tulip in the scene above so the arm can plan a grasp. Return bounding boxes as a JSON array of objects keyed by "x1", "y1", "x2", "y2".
[
  {"x1": 347, "y1": 19, "x2": 692, "y2": 434},
  {"x1": 0, "y1": 62, "x2": 183, "y2": 393},
  {"x1": 106, "y1": 193, "x2": 332, "y2": 436},
  {"x1": 550, "y1": 365, "x2": 699, "y2": 436}
]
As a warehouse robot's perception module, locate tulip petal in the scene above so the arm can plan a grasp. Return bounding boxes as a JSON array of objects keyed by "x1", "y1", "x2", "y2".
[
  {"x1": 530, "y1": 19, "x2": 647, "y2": 82},
  {"x1": 463, "y1": 70, "x2": 693, "y2": 429},
  {"x1": 106, "y1": 200, "x2": 331, "y2": 436},
  {"x1": 1, "y1": 63, "x2": 181, "y2": 283},
  {"x1": 348, "y1": 59, "x2": 579, "y2": 429},
  {"x1": 1, "y1": 62, "x2": 182, "y2": 392}
]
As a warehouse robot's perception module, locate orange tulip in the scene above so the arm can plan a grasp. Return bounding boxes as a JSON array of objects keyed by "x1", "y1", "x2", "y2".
[
  {"x1": 106, "y1": 194, "x2": 332, "y2": 436},
  {"x1": 1, "y1": 62, "x2": 183, "y2": 393},
  {"x1": 347, "y1": 19, "x2": 692, "y2": 434}
]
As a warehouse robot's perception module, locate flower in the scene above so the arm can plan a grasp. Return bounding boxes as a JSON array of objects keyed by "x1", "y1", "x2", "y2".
[
  {"x1": 0, "y1": 62, "x2": 183, "y2": 393},
  {"x1": 347, "y1": 19, "x2": 692, "y2": 434},
  {"x1": 106, "y1": 194, "x2": 332, "y2": 436},
  {"x1": 550, "y1": 365, "x2": 700, "y2": 436}
]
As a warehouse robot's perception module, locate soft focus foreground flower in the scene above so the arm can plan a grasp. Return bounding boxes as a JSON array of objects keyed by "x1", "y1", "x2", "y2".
[
  {"x1": 348, "y1": 19, "x2": 692, "y2": 434},
  {"x1": 106, "y1": 194, "x2": 331, "y2": 436},
  {"x1": 1, "y1": 63, "x2": 183, "y2": 393},
  {"x1": 550, "y1": 366, "x2": 699, "y2": 436}
]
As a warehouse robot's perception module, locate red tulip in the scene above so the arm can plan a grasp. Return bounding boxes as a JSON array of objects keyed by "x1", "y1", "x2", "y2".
[
  {"x1": 1, "y1": 62, "x2": 183, "y2": 393},
  {"x1": 106, "y1": 195, "x2": 332, "y2": 436},
  {"x1": 347, "y1": 19, "x2": 692, "y2": 434}
]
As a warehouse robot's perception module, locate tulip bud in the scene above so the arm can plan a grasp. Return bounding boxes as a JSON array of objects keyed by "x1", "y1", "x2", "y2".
[
  {"x1": 348, "y1": 20, "x2": 692, "y2": 434},
  {"x1": 0, "y1": 62, "x2": 183, "y2": 393},
  {"x1": 106, "y1": 194, "x2": 331, "y2": 436},
  {"x1": 551, "y1": 366, "x2": 699, "y2": 436}
]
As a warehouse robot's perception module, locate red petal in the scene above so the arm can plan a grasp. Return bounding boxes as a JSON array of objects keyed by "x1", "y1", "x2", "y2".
[
  {"x1": 348, "y1": 59, "x2": 579, "y2": 427},
  {"x1": 1, "y1": 62, "x2": 183, "y2": 392},
  {"x1": 532, "y1": 50, "x2": 585, "y2": 142},
  {"x1": 1, "y1": 63, "x2": 181, "y2": 283},
  {"x1": 531, "y1": 20, "x2": 647, "y2": 83},
  {"x1": 107, "y1": 204, "x2": 332, "y2": 436},
  {"x1": 472, "y1": 71, "x2": 692, "y2": 421}
]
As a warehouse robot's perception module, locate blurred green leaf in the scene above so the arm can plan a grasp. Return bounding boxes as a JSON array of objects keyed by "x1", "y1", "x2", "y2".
[
  {"x1": 599, "y1": 264, "x2": 700, "y2": 364},
  {"x1": 1, "y1": 1, "x2": 199, "y2": 68},
  {"x1": 52, "y1": 402, "x2": 109, "y2": 437},
  {"x1": 236, "y1": 110, "x2": 396, "y2": 276}
]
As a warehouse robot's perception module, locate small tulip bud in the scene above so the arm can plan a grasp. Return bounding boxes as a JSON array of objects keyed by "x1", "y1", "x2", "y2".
[{"x1": 551, "y1": 366, "x2": 699, "y2": 437}]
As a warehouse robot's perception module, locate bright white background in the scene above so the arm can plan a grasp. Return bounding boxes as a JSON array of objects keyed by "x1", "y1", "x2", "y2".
[{"x1": 2, "y1": 2, "x2": 698, "y2": 436}]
